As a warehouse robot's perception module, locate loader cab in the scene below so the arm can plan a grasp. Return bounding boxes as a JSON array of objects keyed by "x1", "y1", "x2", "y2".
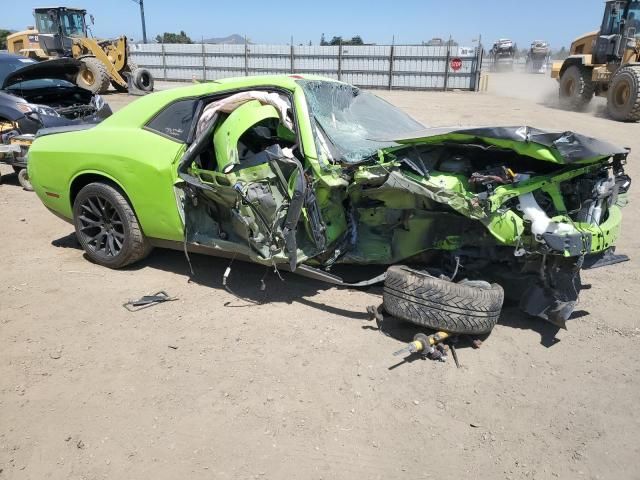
[
  {"x1": 594, "y1": 1, "x2": 640, "y2": 63},
  {"x1": 33, "y1": 7, "x2": 88, "y2": 56}
]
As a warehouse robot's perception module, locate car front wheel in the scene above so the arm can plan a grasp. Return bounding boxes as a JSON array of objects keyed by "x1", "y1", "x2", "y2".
[{"x1": 73, "y1": 182, "x2": 152, "y2": 269}]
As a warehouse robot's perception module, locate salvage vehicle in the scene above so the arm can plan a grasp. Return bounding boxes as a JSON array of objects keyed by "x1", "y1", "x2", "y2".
[
  {"x1": 27, "y1": 76, "x2": 631, "y2": 332},
  {"x1": 0, "y1": 53, "x2": 111, "y2": 189}
]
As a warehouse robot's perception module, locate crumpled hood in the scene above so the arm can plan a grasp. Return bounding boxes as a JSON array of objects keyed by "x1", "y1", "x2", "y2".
[
  {"x1": 2, "y1": 58, "x2": 81, "y2": 90},
  {"x1": 387, "y1": 126, "x2": 629, "y2": 164}
]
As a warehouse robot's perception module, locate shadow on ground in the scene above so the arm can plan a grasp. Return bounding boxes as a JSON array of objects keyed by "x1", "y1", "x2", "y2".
[
  {"x1": 52, "y1": 231, "x2": 585, "y2": 349},
  {"x1": 0, "y1": 171, "x2": 21, "y2": 188}
]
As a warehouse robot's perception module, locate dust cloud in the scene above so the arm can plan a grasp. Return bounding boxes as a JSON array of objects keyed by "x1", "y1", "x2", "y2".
[{"x1": 485, "y1": 71, "x2": 607, "y2": 114}]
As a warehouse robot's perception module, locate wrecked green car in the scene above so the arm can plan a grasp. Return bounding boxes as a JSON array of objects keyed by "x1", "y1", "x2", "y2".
[{"x1": 28, "y1": 75, "x2": 631, "y2": 332}]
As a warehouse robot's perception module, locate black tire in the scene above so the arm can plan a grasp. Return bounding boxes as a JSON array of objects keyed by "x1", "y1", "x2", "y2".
[
  {"x1": 111, "y1": 60, "x2": 140, "y2": 92},
  {"x1": 110, "y1": 79, "x2": 128, "y2": 92},
  {"x1": 606, "y1": 66, "x2": 640, "y2": 122},
  {"x1": 72, "y1": 182, "x2": 152, "y2": 269},
  {"x1": 383, "y1": 266, "x2": 504, "y2": 335},
  {"x1": 77, "y1": 57, "x2": 111, "y2": 94},
  {"x1": 132, "y1": 68, "x2": 154, "y2": 92},
  {"x1": 559, "y1": 65, "x2": 595, "y2": 110},
  {"x1": 17, "y1": 168, "x2": 33, "y2": 191}
]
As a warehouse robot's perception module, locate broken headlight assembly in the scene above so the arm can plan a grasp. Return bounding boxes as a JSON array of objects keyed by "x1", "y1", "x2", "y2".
[
  {"x1": 90, "y1": 94, "x2": 105, "y2": 112},
  {"x1": 16, "y1": 102, "x2": 61, "y2": 118}
]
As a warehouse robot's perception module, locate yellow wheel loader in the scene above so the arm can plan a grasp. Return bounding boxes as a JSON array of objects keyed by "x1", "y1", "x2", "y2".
[
  {"x1": 552, "y1": 1, "x2": 640, "y2": 121},
  {"x1": 7, "y1": 7, "x2": 153, "y2": 95}
]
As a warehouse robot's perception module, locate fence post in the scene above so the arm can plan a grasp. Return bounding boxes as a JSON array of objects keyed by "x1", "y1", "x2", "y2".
[
  {"x1": 201, "y1": 42, "x2": 206, "y2": 81},
  {"x1": 443, "y1": 39, "x2": 452, "y2": 91},
  {"x1": 474, "y1": 34, "x2": 483, "y2": 92},
  {"x1": 161, "y1": 42, "x2": 167, "y2": 81},
  {"x1": 290, "y1": 44, "x2": 295, "y2": 73},
  {"x1": 388, "y1": 44, "x2": 395, "y2": 90},
  {"x1": 244, "y1": 37, "x2": 249, "y2": 77},
  {"x1": 337, "y1": 41, "x2": 342, "y2": 81}
]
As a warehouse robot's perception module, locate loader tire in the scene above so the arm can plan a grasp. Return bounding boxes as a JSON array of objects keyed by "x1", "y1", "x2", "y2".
[
  {"x1": 559, "y1": 65, "x2": 594, "y2": 110},
  {"x1": 383, "y1": 266, "x2": 504, "y2": 335},
  {"x1": 77, "y1": 57, "x2": 111, "y2": 94},
  {"x1": 606, "y1": 66, "x2": 640, "y2": 122},
  {"x1": 132, "y1": 68, "x2": 154, "y2": 92}
]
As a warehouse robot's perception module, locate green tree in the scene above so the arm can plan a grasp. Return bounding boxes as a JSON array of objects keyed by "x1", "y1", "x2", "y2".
[
  {"x1": 327, "y1": 35, "x2": 365, "y2": 46},
  {"x1": 0, "y1": 29, "x2": 13, "y2": 50},
  {"x1": 155, "y1": 30, "x2": 192, "y2": 44},
  {"x1": 320, "y1": 33, "x2": 327, "y2": 46},
  {"x1": 551, "y1": 47, "x2": 569, "y2": 60}
]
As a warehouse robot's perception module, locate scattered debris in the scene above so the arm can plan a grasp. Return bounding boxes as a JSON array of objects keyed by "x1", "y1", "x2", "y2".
[
  {"x1": 168, "y1": 345, "x2": 178, "y2": 350},
  {"x1": 366, "y1": 304, "x2": 384, "y2": 323},
  {"x1": 123, "y1": 291, "x2": 177, "y2": 312},
  {"x1": 76, "y1": 440, "x2": 85, "y2": 449},
  {"x1": 393, "y1": 332, "x2": 450, "y2": 362},
  {"x1": 450, "y1": 344, "x2": 461, "y2": 368},
  {"x1": 471, "y1": 339, "x2": 483, "y2": 349},
  {"x1": 49, "y1": 346, "x2": 63, "y2": 360}
]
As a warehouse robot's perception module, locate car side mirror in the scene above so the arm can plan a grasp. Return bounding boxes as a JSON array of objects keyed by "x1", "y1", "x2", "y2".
[{"x1": 90, "y1": 14, "x2": 95, "y2": 25}]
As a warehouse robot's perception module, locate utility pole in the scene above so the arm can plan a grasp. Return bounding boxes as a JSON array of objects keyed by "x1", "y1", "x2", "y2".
[{"x1": 138, "y1": 0, "x2": 147, "y2": 43}]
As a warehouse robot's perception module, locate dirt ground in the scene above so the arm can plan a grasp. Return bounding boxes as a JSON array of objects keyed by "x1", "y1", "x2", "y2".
[{"x1": 1, "y1": 73, "x2": 639, "y2": 480}]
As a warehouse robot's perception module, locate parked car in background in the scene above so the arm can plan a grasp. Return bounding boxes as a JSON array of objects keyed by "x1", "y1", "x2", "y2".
[
  {"x1": 26, "y1": 75, "x2": 631, "y2": 332},
  {"x1": 0, "y1": 52, "x2": 111, "y2": 189}
]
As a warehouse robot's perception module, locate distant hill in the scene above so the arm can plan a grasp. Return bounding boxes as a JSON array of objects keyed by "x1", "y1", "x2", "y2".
[{"x1": 203, "y1": 34, "x2": 247, "y2": 45}]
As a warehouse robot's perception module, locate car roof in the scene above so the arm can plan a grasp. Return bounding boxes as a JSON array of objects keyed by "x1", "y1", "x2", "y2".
[
  {"x1": 100, "y1": 74, "x2": 341, "y2": 128},
  {"x1": 0, "y1": 52, "x2": 31, "y2": 61}
]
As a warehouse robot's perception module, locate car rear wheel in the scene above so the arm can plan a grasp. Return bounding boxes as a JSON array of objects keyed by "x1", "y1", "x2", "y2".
[
  {"x1": 73, "y1": 182, "x2": 152, "y2": 269},
  {"x1": 383, "y1": 266, "x2": 504, "y2": 335}
]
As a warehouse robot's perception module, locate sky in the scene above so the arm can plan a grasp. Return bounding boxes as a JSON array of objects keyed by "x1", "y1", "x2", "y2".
[{"x1": 4, "y1": 0, "x2": 607, "y2": 49}]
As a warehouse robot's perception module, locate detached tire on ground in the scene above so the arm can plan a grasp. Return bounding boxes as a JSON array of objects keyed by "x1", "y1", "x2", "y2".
[
  {"x1": 383, "y1": 266, "x2": 504, "y2": 335},
  {"x1": 606, "y1": 65, "x2": 640, "y2": 122},
  {"x1": 559, "y1": 65, "x2": 595, "y2": 110},
  {"x1": 76, "y1": 57, "x2": 111, "y2": 94},
  {"x1": 132, "y1": 68, "x2": 154, "y2": 92},
  {"x1": 73, "y1": 182, "x2": 152, "y2": 269}
]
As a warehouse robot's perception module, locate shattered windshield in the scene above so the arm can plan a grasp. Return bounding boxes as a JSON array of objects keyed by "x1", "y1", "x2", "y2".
[{"x1": 298, "y1": 80, "x2": 424, "y2": 163}]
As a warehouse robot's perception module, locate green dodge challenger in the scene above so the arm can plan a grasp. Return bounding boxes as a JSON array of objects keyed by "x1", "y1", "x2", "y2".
[{"x1": 27, "y1": 75, "x2": 631, "y2": 332}]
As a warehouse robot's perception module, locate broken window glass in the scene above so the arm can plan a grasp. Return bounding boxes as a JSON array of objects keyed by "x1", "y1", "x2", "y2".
[{"x1": 297, "y1": 80, "x2": 424, "y2": 163}]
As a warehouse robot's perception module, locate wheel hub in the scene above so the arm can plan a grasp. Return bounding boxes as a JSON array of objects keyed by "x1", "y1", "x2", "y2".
[{"x1": 78, "y1": 195, "x2": 125, "y2": 257}]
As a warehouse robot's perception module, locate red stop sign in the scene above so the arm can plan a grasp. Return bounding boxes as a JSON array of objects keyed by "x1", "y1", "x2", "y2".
[{"x1": 450, "y1": 57, "x2": 463, "y2": 71}]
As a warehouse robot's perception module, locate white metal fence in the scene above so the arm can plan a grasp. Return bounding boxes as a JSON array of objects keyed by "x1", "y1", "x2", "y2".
[{"x1": 130, "y1": 43, "x2": 483, "y2": 91}]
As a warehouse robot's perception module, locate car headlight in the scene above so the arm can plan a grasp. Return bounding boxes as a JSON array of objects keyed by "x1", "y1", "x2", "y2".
[
  {"x1": 17, "y1": 102, "x2": 61, "y2": 118},
  {"x1": 91, "y1": 94, "x2": 105, "y2": 111}
]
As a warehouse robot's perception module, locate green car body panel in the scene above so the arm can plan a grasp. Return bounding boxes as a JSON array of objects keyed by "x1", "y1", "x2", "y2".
[{"x1": 27, "y1": 75, "x2": 631, "y2": 326}]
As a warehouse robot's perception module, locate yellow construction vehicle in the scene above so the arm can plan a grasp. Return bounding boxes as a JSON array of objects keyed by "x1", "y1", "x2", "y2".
[
  {"x1": 552, "y1": 0, "x2": 640, "y2": 121},
  {"x1": 7, "y1": 6, "x2": 153, "y2": 94}
]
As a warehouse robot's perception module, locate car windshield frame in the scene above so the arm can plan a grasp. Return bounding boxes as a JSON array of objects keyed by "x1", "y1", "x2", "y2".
[
  {"x1": 297, "y1": 79, "x2": 424, "y2": 163},
  {"x1": 6, "y1": 78, "x2": 77, "y2": 91}
]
